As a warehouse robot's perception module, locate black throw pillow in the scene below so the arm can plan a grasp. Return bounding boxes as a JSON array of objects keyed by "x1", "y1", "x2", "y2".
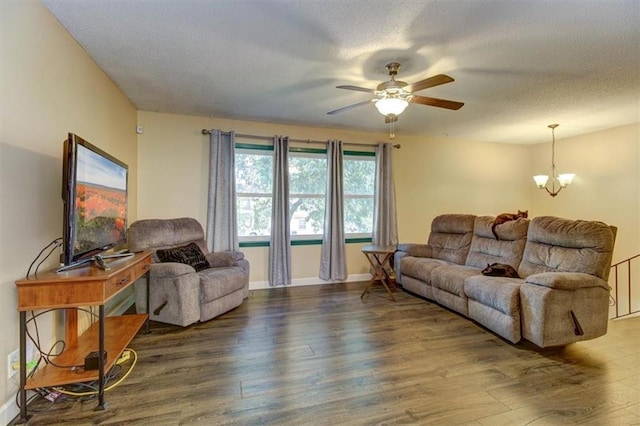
[{"x1": 156, "y1": 242, "x2": 209, "y2": 272}]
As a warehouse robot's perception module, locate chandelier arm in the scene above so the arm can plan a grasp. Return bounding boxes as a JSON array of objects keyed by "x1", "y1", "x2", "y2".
[{"x1": 545, "y1": 185, "x2": 561, "y2": 197}]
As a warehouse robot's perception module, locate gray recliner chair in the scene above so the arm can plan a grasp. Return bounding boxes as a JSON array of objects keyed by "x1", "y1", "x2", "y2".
[{"x1": 128, "y1": 217, "x2": 249, "y2": 327}]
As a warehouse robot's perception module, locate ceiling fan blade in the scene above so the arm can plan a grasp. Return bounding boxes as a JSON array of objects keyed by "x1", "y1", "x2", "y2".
[
  {"x1": 410, "y1": 95, "x2": 464, "y2": 110},
  {"x1": 385, "y1": 115, "x2": 398, "y2": 124},
  {"x1": 327, "y1": 100, "x2": 372, "y2": 115},
  {"x1": 405, "y1": 74, "x2": 454, "y2": 93},
  {"x1": 336, "y1": 85, "x2": 375, "y2": 93}
]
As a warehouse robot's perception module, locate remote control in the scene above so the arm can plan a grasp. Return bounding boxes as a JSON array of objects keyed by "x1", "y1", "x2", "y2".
[{"x1": 94, "y1": 255, "x2": 110, "y2": 271}]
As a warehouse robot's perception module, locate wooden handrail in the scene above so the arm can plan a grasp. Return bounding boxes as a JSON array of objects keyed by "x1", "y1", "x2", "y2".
[
  {"x1": 611, "y1": 253, "x2": 640, "y2": 268},
  {"x1": 610, "y1": 253, "x2": 639, "y2": 319}
]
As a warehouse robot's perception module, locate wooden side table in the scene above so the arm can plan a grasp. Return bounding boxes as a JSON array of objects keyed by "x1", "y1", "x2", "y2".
[
  {"x1": 360, "y1": 244, "x2": 397, "y2": 301},
  {"x1": 14, "y1": 251, "x2": 152, "y2": 423}
]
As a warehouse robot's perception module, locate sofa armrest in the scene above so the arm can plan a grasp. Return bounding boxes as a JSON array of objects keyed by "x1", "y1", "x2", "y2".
[
  {"x1": 205, "y1": 250, "x2": 245, "y2": 267},
  {"x1": 525, "y1": 272, "x2": 609, "y2": 291},
  {"x1": 235, "y1": 258, "x2": 250, "y2": 276},
  {"x1": 151, "y1": 262, "x2": 196, "y2": 278},
  {"x1": 397, "y1": 243, "x2": 432, "y2": 258}
]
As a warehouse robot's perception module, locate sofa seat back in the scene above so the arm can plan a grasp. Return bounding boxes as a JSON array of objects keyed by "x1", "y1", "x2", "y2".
[
  {"x1": 519, "y1": 216, "x2": 616, "y2": 280},
  {"x1": 427, "y1": 214, "x2": 476, "y2": 265},
  {"x1": 129, "y1": 217, "x2": 209, "y2": 260},
  {"x1": 465, "y1": 216, "x2": 529, "y2": 270}
]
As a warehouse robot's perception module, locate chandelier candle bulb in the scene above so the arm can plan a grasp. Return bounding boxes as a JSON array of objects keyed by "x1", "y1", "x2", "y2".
[
  {"x1": 558, "y1": 173, "x2": 575, "y2": 187},
  {"x1": 533, "y1": 175, "x2": 549, "y2": 188}
]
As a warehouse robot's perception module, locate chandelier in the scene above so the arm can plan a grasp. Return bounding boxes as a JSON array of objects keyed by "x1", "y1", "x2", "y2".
[{"x1": 533, "y1": 124, "x2": 575, "y2": 197}]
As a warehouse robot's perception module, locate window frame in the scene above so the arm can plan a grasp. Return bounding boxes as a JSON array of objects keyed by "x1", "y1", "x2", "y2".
[{"x1": 234, "y1": 143, "x2": 375, "y2": 247}]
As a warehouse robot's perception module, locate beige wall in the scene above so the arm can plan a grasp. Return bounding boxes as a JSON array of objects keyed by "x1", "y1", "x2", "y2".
[
  {"x1": 529, "y1": 123, "x2": 639, "y2": 262},
  {"x1": 2, "y1": 2, "x2": 638, "y2": 422},
  {"x1": 137, "y1": 113, "x2": 639, "y2": 311},
  {"x1": 529, "y1": 123, "x2": 640, "y2": 316},
  {"x1": 137, "y1": 111, "x2": 533, "y2": 286},
  {"x1": 0, "y1": 2, "x2": 137, "y2": 421},
  {"x1": 136, "y1": 111, "x2": 393, "y2": 284},
  {"x1": 394, "y1": 134, "x2": 531, "y2": 242}
]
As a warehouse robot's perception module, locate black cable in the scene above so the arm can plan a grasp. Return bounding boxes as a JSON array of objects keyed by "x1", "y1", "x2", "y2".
[
  {"x1": 26, "y1": 238, "x2": 62, "y2": 278},
  {"x1": 16, "y1": 306, "x2": 126, "y2": 413},
  {"x1": 33, "y1": 241, "x2": 64, "y2": 277},
  {"x1": 24, "y1": 351, "x2": 133, "y2": 412},
  {"x1": 15, "y1": 388, "x2": 44, "y2": 410},
  {"x1": 25, "y1": 308, "x2": 98, "y2": 369}
]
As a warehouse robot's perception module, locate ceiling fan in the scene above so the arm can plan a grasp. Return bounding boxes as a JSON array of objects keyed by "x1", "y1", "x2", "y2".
[{"x1": 327, "y1": 62, "x2": 464, "y2": 123}]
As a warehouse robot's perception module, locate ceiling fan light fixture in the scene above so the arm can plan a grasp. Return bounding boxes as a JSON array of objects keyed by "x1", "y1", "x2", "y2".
[{"x1": 375, "y1": 97, "x2": 409, "y2": 116}]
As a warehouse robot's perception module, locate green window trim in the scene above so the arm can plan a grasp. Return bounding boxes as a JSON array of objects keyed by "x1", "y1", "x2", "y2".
[
  {"x1": 239, "y1": 236, "x2": 372, "y2": 248},
  {"x1": 344, "y1": 150, "x2": 375, "y2": 157},
  {"x1": 235, "y1": 142, "x2": 273, "y2": 151},
  {"x1": 289, "y1": 147, "x2": 326, "y2": 155},
  {"x1": 235, "y1": 143, "x2": 376, "y2": 157}
]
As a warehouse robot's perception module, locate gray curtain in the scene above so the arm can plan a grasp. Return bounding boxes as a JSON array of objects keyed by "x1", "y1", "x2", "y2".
[
  {"x1": 319, "y1": 140, "x2": 347, "y2": 280},
  {"x1": 269, "y1": 136, "x2": 291, "y2": 286},
  {"x1": 373, "y1": 142, "x2": 398, "y2": 246},
  {"x1": 206, "y1": 130, "x2": 239, "y2": 252}
]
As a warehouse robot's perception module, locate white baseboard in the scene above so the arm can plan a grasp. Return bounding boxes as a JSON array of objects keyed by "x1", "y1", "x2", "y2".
[
  {"x1": 1, "y1": 396, "x2": 19, "y2": 426},
  {"x1": 249, "y1": 274, "x2": 370, "y2": 290}
]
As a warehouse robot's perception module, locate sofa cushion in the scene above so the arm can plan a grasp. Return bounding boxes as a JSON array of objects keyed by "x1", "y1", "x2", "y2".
[
  {"x1": 519, "y1": 216, "x2": 615, "y2": 280},
  {"x1": 431, "y1": 265, "x2": 482, "y2": 316},
  {"x1": 156, "y1": 242, "x2": 210, "y2": 272},
  {"x1": 401, "y1": 276, "x2": 436, "y2": 300},
  {"x1": 400, "y1": 256, "x2": 450, "y2": 283},
  {"x1": 199, "y1": 266, "x2": 248, "y2": 302},
  {"x1": 432, "y1": 265, "x2": 481, "y2": 298},
  {"x1": 465, "y1": 216, "x2": 529, "y2": 270},
  {"x1": 464, "y1": 275, "x2": 524, "y2": 315},
  {"x1": 427, "y1": 214, "x2": 476, "y2": 264}
]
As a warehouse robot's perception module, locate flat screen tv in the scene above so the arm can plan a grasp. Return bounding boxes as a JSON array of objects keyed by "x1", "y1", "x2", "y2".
[{"x1": 59, "y1": 133, "x2": 129, "y2": 271}]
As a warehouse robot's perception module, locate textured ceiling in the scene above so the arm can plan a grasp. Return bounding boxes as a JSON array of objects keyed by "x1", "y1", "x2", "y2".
[{"x1": 43, "y1": 0, "x2": 640, "y2": 144}]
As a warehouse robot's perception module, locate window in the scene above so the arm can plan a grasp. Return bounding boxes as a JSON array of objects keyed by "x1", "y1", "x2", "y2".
[
  {"x1": 235, "y1": 143, "x2": 375, "y2": 245},
  {"x1": 235, "y1": 145, "x2": 273, "y2": 241},
  {"x1": 289, "y1": 148, "x2": 327, "y2": 240},
  {"x1": 344, "y1": 153, "x2": 375, "y2": 238}
]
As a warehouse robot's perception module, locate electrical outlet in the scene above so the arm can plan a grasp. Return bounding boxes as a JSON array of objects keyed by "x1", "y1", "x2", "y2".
[
  {"x1": 7, "y1": 340, "x2": 37, "y2": 379},
  {"x1": 8, "y1": 349, "x2": 19, "y2": 378}
]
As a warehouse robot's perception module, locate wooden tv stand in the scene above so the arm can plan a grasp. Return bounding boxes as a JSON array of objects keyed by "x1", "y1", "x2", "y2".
[{"x1": 14, "y1": 251, "x2": 152, "y2": 423}]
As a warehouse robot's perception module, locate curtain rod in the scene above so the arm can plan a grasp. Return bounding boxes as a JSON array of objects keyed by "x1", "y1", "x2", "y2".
[{"x1": 201, "y1": 129, "x2": 400, "y2": 149}]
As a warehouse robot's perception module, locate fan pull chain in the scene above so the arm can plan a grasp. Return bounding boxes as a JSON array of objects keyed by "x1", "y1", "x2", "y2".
[{"x1": 389, "y1": 119, "x2": 395, "y2": 140}]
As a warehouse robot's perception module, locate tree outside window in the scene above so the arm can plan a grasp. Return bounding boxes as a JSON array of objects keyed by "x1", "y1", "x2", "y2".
[{"x1": 235, "y1": 144, "x2": 375, "y2": 244}]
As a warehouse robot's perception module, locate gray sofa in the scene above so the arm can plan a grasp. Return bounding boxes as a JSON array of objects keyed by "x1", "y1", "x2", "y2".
[
  {"x1": 128, "y1": 217, "x2": 249, "y2": 327},
  {"x1": 395, "y1": 214, "x2": 616, "y2": 347}
]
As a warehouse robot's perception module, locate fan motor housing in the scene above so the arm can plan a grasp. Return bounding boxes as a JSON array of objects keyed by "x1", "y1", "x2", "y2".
[{"x1": 377, "y1": 80, "x2": 408, "y2": 92}]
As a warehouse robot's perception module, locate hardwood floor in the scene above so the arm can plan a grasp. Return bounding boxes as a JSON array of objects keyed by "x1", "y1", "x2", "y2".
[{"x1": 24, "y1": 282, "x2": 640, "y2": 425}]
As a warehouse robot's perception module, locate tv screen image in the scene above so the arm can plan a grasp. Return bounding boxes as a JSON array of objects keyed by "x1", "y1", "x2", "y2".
[
  {"x1": 74, "y1": 143, "x2": 127, "y2": 256},
  {"x1": 61, "y1": 133, "x2": 129, "y2": 271}
]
